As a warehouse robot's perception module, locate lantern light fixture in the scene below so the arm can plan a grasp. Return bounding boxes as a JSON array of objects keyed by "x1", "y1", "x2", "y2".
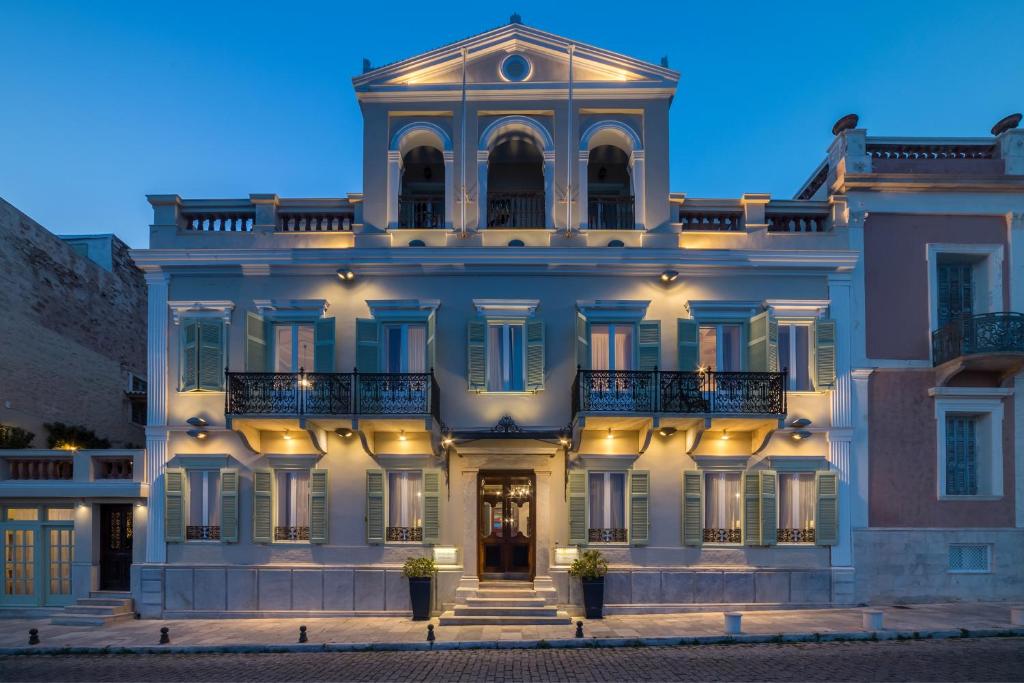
[
  {"x1": 186, "y1": 429, "x2": 208, "y2": 440},
  {"x1": 792, "y1": 430, "x2": 813, "y2": 441},
  {"x1": 335, "y1": 427, "x2": 354, "y2": 438},
  {"x1": 658, "y1": 426, "x2": 677, "y2": 437},
  {"x1": 337, "y1": 267, "x2": 355, "y2": 282},
  {"x1": 789, "y1": 418, "x2": 812, "y2": 429},
  {"x1": 660, "y1": 270, "x2": 679, "y2": 283},
  {"x1": 186, "y1": 416, "x2": 208, "y2": 428}
]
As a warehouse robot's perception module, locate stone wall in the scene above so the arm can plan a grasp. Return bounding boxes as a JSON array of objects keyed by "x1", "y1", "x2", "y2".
[
  {"x1": 0, "y1": 198, "x2": 147, "y2": 447},
  {"x1": 854, "y1": 528, "x2": 1024, "y2": 603}
]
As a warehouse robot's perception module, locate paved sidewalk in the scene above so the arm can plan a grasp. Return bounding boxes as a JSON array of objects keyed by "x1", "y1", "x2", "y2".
[{"x1": 0, "y1": 602, "x2": 1021, "y2": 653}]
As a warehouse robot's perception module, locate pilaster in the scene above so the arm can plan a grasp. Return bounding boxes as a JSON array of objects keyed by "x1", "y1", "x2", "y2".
[
  {"x1": 576, "y1": 150, "x2": 589, "y2": 230},
  {"x1": 532, "y1": 469, "x2": 558, "y2": 604},
  {"x1": 144, "y1": 270, "x2": 170, "y2": 564},
  {"x1": 455, "y1": 467, "x2": 480, "y2": 603},
  {"x1": 443, "y1": 151, "x2": 455, "y2": 229},
  {"x1": 630, "y1": 150, "x2": 647, "y2": 230},
  {"x1": 475, "y1": 150, "x2": 489, "y2": 230},
  {"x1": 543, "y1": 150, "x2": 556, "y2": 229},
  {"x1": 827, "y1": 273, "x2": 855, "y2": 567},
  {"x1": 386, "y1": 150, "x2": 402, "y2": 229}
]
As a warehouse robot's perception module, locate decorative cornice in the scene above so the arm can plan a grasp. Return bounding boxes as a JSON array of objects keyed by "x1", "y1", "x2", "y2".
[
  {"x1": 168, "y1": 300, "x2": 234, "y2": 325},
  {"x1": 253, "y1": 299, "x2": 329, "y2": 320},
  {"x1": 473, "y1": 298, "x2": 540, "y2": 318},
  {"x1": 366, "y1": 298, "x2": 441, "y2": 321},
  {"x1": 576, "y1": 299, "x2": 650, "y2": 322},
  {"x1": 763, "y1": 299, "x2": 831, "y2": 319},
  {"x1": 685, "y1": 300, "x2": 762, "y2": 320}
]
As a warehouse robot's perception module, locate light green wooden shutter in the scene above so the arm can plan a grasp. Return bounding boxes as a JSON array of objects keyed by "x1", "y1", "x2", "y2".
[
  {"x1": 575, "y1": 312, "x2": 590, "y2": 369},
  {"x1": 314, "y1": 318, "x2": 336, "y2": 372},
  {"x1": 198, "y1": 321, "x2": 224, "y2": 390},
  {"x1": 220, "y1": 468, "x2": 239, "y2": 543},
  {"x1": 426, "y1": 310, "x2": 437, "y2": 371},
  {"x1": 682, "y1": 471, "x2": 703, "y2": 546},
  {"x1": 365, "y1": 470, "x2": 385, "y2": 544},
  {"x1": 355, "y1": 319, "x2": 380, "y2": 372},
  {"x1": 526, "y1": 320, "x2": 545, "y2": 391},
  {"x1": 180, "y1": 321, "x2": 199, "y2": 391},
  {"x1": 422, "y1": 468, "x2": 442, "y2": 544},
  {"x1": 309, "y1": 468, "x2": 328, "y2": 544},
  {"x1": 813, "y1": 319, "x2": 837, "y2": 390},
  {"x1": 467, "y1": 319, "x2": 486, "y2": 391},
  {"x1": 747, "y1": 311, "x2": 779, "y2": 372},
  {"x1": 567, "y1": 470, "x2": 587, "y2": 546},
  {"x1": 164, "y1": 468, "x2": 185, "y2": 543},
  {"x1": 252, "y1": 469, "x2": 273, "y2": 544},
  {"x1": 245, "y1": 313, "x2": 267, "y2": 371},
  {"x1": 629, "y1": 470, "x2": 650, "y2": 546},
  {"x1": 742, "y1": 472, "x2": 761, "y2": 546},
  {"x1": 638, "y1": 321, "x2": 661, "y2": 371},
  {"x1": 815, "y1": 471, "x2": 839, "y2": 546},
  {"x1": 759, "y1": 470, "x2": 778, "y2": 546},
  {"x1": 678, "y1": 318, "x2": 699, "y2": 371}
]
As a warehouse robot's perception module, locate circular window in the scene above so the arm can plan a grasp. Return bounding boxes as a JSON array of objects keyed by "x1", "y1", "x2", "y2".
[{"x1": 499, "y1": 54, "x2": 532, "y2": 82}]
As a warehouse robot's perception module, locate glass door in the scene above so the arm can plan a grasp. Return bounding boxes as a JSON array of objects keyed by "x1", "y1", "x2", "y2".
[
  {"x1": 478, "y1": 472, "x2": 534, "y2": 580},
  {"x1": 2, "y1": 527, "x2": 36, "y2": 606},
  {"x1": 44, "y1": 526, "x2": 74, "y2": 605},
  {"x1": 99, "y1": 505, "x2": 132, "y2": 591}
]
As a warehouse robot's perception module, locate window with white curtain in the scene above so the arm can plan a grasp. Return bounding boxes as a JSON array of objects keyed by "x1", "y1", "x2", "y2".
[
  {"x1": 274, "y1": 324, "x2": 315, "y2": 372},
  {"x1": 698, "y1": 324, "x2": 742, "y2": 371},
  {"x1": 275, "y1": 470, "x2": 310, "y2": 541},
  {"x1": 387, "y1": 471, "x2": 423, "y2": 542},
  {"x1": 487, "y1": 323, "x2": 525, "y2": 391},
  {"x1": 777, "y1": 472, "x2": 816, "y2": 543},
  {"x1": 588, "y1": 471, "x2": 626, "y2": 543},
  {"x1": 703, "y1": 471, "x2": 742, "y2": 543},
  {"x1": 590, "y1": 324, "x2": 634, "y2": 370},
  {"x1": 383, "y1": 323, "x2": 427, "y2": 372},
  {"x1": 778, "y1": 324, "x2": 812, "y2": 391},
  {"x1": 186, "y1": 470, "x2": 221, "y2": 541}
]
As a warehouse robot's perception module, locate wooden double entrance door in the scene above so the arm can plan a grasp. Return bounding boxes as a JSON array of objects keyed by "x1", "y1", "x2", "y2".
[{"x1": 478, "y1": 471, "x2": 535, "y2": 580}]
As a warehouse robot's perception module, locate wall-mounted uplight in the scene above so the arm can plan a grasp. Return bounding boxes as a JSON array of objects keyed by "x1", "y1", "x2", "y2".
[
  {"x1": 282, "y1": 429, "x2": 293, "y2": 441},
  {"x1": 720, "y1": 429, "x2": 730, "y2": 441},
  {"x1": 335, "y1": 427, "x2": 354, "y2": 438},
  {"x1": 789, "y1": 418, "x2": 812, "y2": 429},
  {"x1": 605, "y1": 428, "x2": 614, "y2": 441},
  {"x1": 441, "y1": 434, "x2": 454, "y2": 448},
  {"x1": 186, "y1": 416, "x2": 208, "y2": 428},
  {"x1": 399, "y1": 429, "x2": 408, "y2": 441},
  {"x1": 660, "y1": 270, "x2": 679, "y2": 283},
  {"x1": 791, "y1": 430, "x2": 813, "y2": 441},
  {"x1": 558, "y1": 432, "x2": 570, "y2": 446},
  {"x1": 658, "y1": 426, "x2": 677, "y2": 438},
  {"x1": 337, "y1": 267, "x2": 355, "y2": 282}
]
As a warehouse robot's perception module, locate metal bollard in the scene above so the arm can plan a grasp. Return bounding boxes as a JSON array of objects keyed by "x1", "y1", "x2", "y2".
[
  {"x1": 159, "y1": 626, "x2": 170, "y2": 644},
  {"x1": 575, "y1": 621, "x2": 584, "y2": 638},
  {"x1": 427, "y1": 624, "x2": 436, "y2": 644},
  {"x1": 28, "y1": 628, "x2": 39, "y2": 645},
  {"x1": 862, "y1": 610, "x2": 884, "y2": 631},
  {"x1": 298, "y1": 625, "x2": 308, "y2": 643},
  {"x1": 724, "y1": 612, "x2": 742, "y2": 635}
]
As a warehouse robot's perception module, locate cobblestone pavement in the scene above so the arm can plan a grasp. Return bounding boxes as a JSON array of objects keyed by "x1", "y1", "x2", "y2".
[{"x1": 1, "y1": 638, "x2": 1022, "y2": 682}]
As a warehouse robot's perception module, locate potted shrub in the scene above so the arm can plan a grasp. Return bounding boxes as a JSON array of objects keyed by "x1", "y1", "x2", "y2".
[
  {"x1": 568, "y1": 549, "x2": 609, "y2": 619},
  {"x1": 402, "y1": 556, "x2": 436, "y2": 621}
]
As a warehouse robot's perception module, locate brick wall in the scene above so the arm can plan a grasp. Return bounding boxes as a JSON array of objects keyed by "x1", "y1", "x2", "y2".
[{"x1": 0, "y1": 197, "x2": 147, "y2": 447}]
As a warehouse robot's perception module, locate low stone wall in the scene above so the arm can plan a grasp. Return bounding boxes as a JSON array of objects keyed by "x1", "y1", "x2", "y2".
[
  {"x1": 135, "y1": 565, "x2": 461, "y2": 618},
  {"x1": 854, "y1": 528, "x2": 1024, "y2": 604},
  {"x1": 550, "y1": 568, "x2": 837, "y2": 612}
]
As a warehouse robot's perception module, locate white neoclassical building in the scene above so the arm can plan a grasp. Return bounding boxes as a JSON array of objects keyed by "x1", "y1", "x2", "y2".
[{"x1": 105, "y1": 17, "x2": 1024, "y2": 620}]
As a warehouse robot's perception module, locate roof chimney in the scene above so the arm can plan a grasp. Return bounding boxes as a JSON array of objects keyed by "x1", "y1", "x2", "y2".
[
  {"x1": 660, "y1": 56, "x2": 669, "y2": 68},
  {"x1": 831, "y1": 113, "x2": 859, "y2": 136},
  {"x1": 509, "y1": 13, "x2": 522, "y2": 24},
  {"x1": 362, "y1": 58, "x2": 372, "y2": 74},
  {"x1": 991, "y1": 113, "x2": 1022, "y2": 136}
]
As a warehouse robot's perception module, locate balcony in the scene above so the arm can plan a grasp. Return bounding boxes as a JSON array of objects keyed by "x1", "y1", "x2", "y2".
[
  {"x1": 398, "y1": 195, "x2": 445, "y2": 228},
  {"x1": 572, "y1": 369, "x2": 787, "y2": 417},
  {"x1": 0, "y1": 450, "x2": 146, "y2": 498},
  {"x1": 931, "y1": 313, "x2": 1024, "y2": 383},
  {"x1": 487, "y1": 192, "x2": 545, "y2": 228},
  {"x1": 587, "y1": 196, "x2": 634, "y2": 230},
  {"x1": 225, "y1": 371, "x2": 441, "y2": 422}
]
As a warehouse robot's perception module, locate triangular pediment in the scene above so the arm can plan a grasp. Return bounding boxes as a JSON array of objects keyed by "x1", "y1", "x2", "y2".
[{"x1": 353, "y1": 22, "x2": 678, "y2": 94}]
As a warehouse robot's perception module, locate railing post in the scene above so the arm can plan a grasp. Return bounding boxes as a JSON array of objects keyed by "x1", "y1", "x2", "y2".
[
  {"x1": 353, "y1": 367, "x2": 360, "y2": 415},
  {"x1": 298, "y1": 367, "x2": 305, "y2": 415},
  {"x1": 224, "y1": 367, "x2": 230, "y2": 415}
]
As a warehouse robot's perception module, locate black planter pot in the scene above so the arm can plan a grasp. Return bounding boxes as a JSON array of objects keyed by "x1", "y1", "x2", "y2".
[
  {"x1": 581, "y1": 577, "x2": 605, "y2": 619},
  {"x1": 408, "y1": 577, "x2": 432, "y2": 621}
]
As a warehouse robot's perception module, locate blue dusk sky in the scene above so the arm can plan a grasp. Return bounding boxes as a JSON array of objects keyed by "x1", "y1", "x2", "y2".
[{"x1": 1, "y1": 1, "x2": 1021, "y2": 248}]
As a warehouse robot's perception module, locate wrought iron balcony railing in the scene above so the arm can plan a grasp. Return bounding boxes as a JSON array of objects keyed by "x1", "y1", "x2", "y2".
[
  {"x1": 398, "y1": 194, "x2": 445, "y2": 228},
  {"x1": 572, "y1": 369, "x2": 787, "y2": 416},
  {"x1": 225, "y1": 371, "x2": 441, "y2": 422},
  {"x1": 587, "y1": 195, "x2": 634, "y2": 229},
  {"x1": 487, "y1": 192, "x2": 545, "y2": 228},
  {"x1": 931, "y1": 312, "x2": 1024, "y2": 366}
]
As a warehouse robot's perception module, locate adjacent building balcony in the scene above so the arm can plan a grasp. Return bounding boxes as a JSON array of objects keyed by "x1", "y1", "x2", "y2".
[
  {"x1": 931, "y1": 313, "x2": 1024, "y2": 383},
  {"x1": 397, "y1": 195, "x2": 445, "y2": 228},
  {"x1": 0, "y1": 450, "x2": 146, "y2": 498},
  {"x1": 486, "y1": 192, "x2": 546, "y2": 228},
  {"x1": 587, "y1": 196, "x2": 634, "y2": 230},
  {"x1": 572, "y1": 369, "x2": 787, "y2": 418},
  {"x1": 225, "y1": 371, "x2": 441, "y2": 422}
]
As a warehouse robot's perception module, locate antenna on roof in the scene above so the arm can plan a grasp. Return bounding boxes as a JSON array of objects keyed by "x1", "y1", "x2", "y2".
[
  {"x1": 509, "y1": 13, "x2": 522, "y2": 24},
  {"x1": 362, "y1": 58, "x2": 372, "y2": 74},
  {"x1": 660, "y1": 56, "x2": 669, "y2": 68}
]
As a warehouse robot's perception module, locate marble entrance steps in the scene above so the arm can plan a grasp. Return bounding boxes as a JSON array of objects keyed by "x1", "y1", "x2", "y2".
[
  {"x1": 51, "y1": 591, "x2": 135, "y2": 626},
  {"x1": 439, "y1": 581, "x2": 572, "y2": 626}
]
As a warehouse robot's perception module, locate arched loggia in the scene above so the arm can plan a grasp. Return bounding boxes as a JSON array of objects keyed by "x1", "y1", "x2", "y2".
[
  {"x1": 578, "y1": 121, "x2": 645, "y2": 230},
  {"x1": 478, "y1": 116, "x2": 556, "y2": 229},
  {"x1": 387, "y1": 122, "x2": 454, "y2": 229}
]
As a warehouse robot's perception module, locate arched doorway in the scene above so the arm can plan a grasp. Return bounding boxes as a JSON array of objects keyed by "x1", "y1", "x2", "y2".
[
  {"x1": 486, "y1": 135, "x2": 545, "y2": 228},
  {"x1": 399, "y1": 146, "x2": 445, "y2": 228},
  {"x1": 587, "y1": 145, "x2": 633, "y2": 229}
]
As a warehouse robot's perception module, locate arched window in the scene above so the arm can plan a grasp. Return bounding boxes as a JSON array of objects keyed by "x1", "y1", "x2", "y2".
[
  {"x1": 399, "y1": 146, "x2": 445, "y2": 228},
  {"x1": 587, "y1": 145, "x2": 633, "y2": 230},
  {"x1": 487, "y1": 135, "x2": 545, "y2": 228}
]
